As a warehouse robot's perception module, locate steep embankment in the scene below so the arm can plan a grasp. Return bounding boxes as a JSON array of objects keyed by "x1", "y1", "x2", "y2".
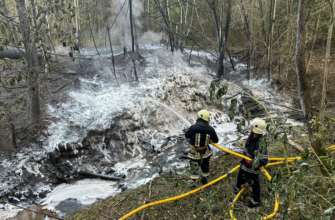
[
  {"x1": 67, "y1": 139, "x2": 310, "y2": 220},
  {"x1": 1, "y1": 46, "x2": 242, "y2": 219},
  {"x1": 66, "y1": 48, "x2": 335, "y2": 220},
  {"x1": 3, "y1": 45, "x2": 325, "y2": 220}
]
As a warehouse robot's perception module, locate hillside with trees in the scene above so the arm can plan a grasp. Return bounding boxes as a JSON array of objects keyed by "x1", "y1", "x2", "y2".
[{"x1": 1, "y1": 0, "x2": 335, "y2": 219}]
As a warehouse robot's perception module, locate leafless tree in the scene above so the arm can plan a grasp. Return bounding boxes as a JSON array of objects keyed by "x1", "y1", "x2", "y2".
[
  {"x1": 129, "y1": 0, "x2": 139, "y2": 81},
  {"x1": 295, "y1": 0, "x2": 313, "y2": 136},
  {"x1": 15, "y1": 0, "x2": 43, "y2": 124},
  {"x1": 320, "y1": 0, "x2": 335, "y2": 124}
]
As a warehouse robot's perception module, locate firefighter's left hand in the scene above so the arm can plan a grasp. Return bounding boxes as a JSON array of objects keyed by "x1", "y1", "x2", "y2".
[{"x1": 245, "y1": 159, "x2": 252, "y2": 166}]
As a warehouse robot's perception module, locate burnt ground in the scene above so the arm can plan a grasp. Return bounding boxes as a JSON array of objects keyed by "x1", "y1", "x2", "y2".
[
  {"x1": 0, "y1": 47, "x2": 143, "y2": 152},
  {"x1": 0, "y1": 49, "x2": 80, "y2": 151},
  {"x1": 0, "y1": 46, "x2": 152, "y2": 205},
  {"x1": 0, "y1": 45, "x2": 230, "y2": 153},
  {"x1": 65, "y1": 46, "x2": 335, "y2": 220},
  {"x1": 0, "y1": 44, "x2": 334, "y2": 219},
  {"x1": 0, "y1": 44, "x2": 234, "y2": 214},
  {"x1": 1, "y1": 44, "x2": 335, "y2": 152}
]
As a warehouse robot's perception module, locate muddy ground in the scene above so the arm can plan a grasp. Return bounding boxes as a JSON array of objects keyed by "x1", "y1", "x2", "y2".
[
  {"x1": 0, "y1": 43, "x2": 334, "y2": 219},
  {"x1": 0, "y1": 44, "x2": 242, "y2": 219}
]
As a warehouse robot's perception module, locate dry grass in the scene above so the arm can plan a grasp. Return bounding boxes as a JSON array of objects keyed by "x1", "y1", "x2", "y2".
[
  {"x1": 67, "y1": 46, "x2": 335, "y2": 220},
  {"x1": 66, "y1": 135, "x2": 335, "y2": 220}
]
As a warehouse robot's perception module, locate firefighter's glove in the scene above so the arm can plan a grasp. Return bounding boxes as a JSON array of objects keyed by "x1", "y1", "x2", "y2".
[{"x1": 245, "y1": 159, "x2": 252, "y2": 166}]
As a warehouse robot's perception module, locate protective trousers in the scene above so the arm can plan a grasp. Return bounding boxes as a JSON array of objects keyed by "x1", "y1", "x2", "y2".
[
  {"x1": 235, "y1": 168, "x2": 261, "y2": 204},
  {"x1": 189, "y1": 157, "x2": 210, "y2": 184}
]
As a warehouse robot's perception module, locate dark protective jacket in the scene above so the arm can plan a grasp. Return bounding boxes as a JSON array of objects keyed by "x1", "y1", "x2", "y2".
[
  {"x1": 240, "y1": 133, "x2": 268, "y2": 174},
  {"x1": 185, "y1": 119, "x2": 219, "y2": 160},
  {"x1": 185, "y1": 119, "x2": 219, "y2": 146}
]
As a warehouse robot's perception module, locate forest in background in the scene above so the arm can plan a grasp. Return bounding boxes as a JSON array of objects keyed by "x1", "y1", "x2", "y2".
[
  {"x1": 1, "y1": 0, "x2": 334, "y2": 120},
  {"x1": 1, "y1": 0, "x2": 335, "y2": 219},
  {"x1": 1, "y1": 0, "x2": 335, "y2": 168}
]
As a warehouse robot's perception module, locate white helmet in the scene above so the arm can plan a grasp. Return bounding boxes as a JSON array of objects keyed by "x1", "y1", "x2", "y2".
[{"x1": 250, "y1": 118, "x2": 266, "y2": 134}]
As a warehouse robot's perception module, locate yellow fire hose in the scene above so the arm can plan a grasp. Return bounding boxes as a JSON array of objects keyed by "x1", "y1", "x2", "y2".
[
  {"x1": 266, "y1": 161, "x2": 294, "y2": 167},
  {"x1": 211, "y1": 142, "x2": 252, "y2": 161},
  {"x1": 119, "y1": 141, "x2": 335, "y2": 220},
  {"x1": 210, "y1": 142, "x2": 301, "y2": 162},
  {"x1": 229, "y1": 188, "x2": 245, "y2": 220},
  {"x1": 118, "y1": 165, "x2": 241, "y2": 220},
  {"x1": 269, "y1": 157, "x2": 301, "y2": 161},
  {"x1": 229, "y1": 167, "x2": 279, "y2": 220},
  {"x1": 326, "y1": 145, "x2": 335, "y2": 150}
]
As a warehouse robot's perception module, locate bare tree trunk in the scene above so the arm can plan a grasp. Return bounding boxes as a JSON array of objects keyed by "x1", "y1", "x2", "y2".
[
  {"x1": 277, "y1": 32, "x2": 282, "y2": 82},
  {"x1": 183, "y1": 0, "x2": 189, "y2": 48},
  {"x1": 205, "y1": 0, "x2": 224, "y2": 78},
  {"x1": 129, "y1": 0, "x2": 138, "y2": 81},
  {"x1": 267, "y1": 0, "x2": 276, "y2": 82},
  {"x1": 165, "y1": 0, "x2": 174, "y2": 52},
  {"x1": 15, "y1": 0, "x2": 41, "y2": 124},
  {"x1": 120, "y1": 3, "x2": 128, "y2": 58},
  {"x1": 296, "y1": 0, "x2": 313, "y2": 134},
  {"x1": 144, "y1": 0, "x2": 148, "y2": 31},
  {"x1": 320, "y1": 0, "x2": 335, "y2": 124},
  {"x1": 0, "y1": 0, "x2": 6, "y2": 82},
  {"x1": 87, "y1": 8, "x2": 100, "y2": 57},
  {"x1": 224, "y1": 0, "x2": 232, "y2": 44},
  {"x1": 122, "y1": 28, "x2": 128, "y2": 58},
  {"x1": 240, "y1": 0, "x2": 251, "y2": 82},
  {"x1": 178, "y1": 0, "x2": 183, "y2": 50},
  {"x1": 107, "y1": 27, "x2": 119, "y2": 86},
  {"x1": 287, "y1": 0, "x2": 293, "y2": 53},
  {"x1": 78, "y1": 0, "x2": 82, "y2": 48},
  {"x1": 154, "y1": 0, "x2": 175, "y2": 53},
  {"x1": 147, "y1": 0, "x2": 151, "y2": 30},
  {"x1": 226, "y1": 47, "x2": 235, "y2": 70},
  {"x1": 74, "y1": 0, "x2": 81, "y2": 51},
  {"x1": 307, "y1": 10, "x2": 321, "y2": 72},
  {"x1": 46, "y1": 14, "x2": 58, "y2": 63},
  {"x1": 132, "y1": 11, "x2": 139, "y2": 57},
  {"x1": 295, "y1": 1, "x2": 329, "y2": 173},
  {"x1": 219, "y1": 0, "x2": 232, "y2": 78},
  {"x1": 184, "y1": 0, "x2": 195, "y2": 47},
  {"x1": 166, "y1": 0, "x2": 170, "y2": 21},
  {"x1": 258, "y1": 0, "x2": 267, "y2": 46}
]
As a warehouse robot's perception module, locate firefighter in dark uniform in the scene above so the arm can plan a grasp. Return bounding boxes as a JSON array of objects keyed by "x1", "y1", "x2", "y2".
[
  {"x1": 185, "y1": 110, "x2": 219, "y2": 185},
  {"x1": 233, "y1": 118, "x2": 268, "y2": 208}
]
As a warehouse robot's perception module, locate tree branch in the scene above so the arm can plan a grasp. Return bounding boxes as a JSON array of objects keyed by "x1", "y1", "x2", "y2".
[{"x1": 0, "y1": 199, "x2": 64, "y2": 220}]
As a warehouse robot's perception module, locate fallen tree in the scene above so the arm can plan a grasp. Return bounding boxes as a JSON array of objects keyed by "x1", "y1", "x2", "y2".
[
  {"x1": 0, "y1": 47, "x2": 93, "y2": 60},
  {"x1": 0, "y1": 47, "x2": 27, "y2": 59}
]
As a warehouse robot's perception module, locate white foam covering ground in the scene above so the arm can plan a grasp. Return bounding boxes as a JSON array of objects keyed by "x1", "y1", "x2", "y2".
[
  {"x1": 41, "y1": 179, "x2": 121, "y2": 208},
  {"x1": 0, "y1": 204, "x2": 23, "y2": 220},
  {"x1": 33, "y1": 47, "x2": 242, "y2": 216},
  {"x1": 44, "y1": 48, "x2": 218, "y2": 152},
  {"x1": 1, "y1": 44, "x2": 302, "y2": 220}
]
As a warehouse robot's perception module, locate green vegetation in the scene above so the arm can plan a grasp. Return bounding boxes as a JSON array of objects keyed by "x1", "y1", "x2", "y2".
[
  {"x1": 67, "y1": 133, "x2": 335, "y2": 219},
  {"x1": 68, "y1": 82, "x2": 335, "y2": 220}
]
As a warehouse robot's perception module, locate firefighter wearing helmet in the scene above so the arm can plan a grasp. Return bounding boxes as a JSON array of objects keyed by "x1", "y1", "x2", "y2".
[
  {"x1": 185, "y1": 110, "x2": 219, "y2": 186},
  {"x1": 233, "y1": 118, "x2": 268, "y2": 208}
]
